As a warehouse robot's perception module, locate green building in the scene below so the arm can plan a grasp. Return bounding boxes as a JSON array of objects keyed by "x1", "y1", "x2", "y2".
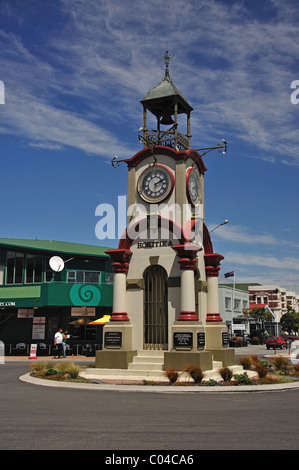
[{"x1": 0, "y1": 238, "x2": 113, "y2": 355}]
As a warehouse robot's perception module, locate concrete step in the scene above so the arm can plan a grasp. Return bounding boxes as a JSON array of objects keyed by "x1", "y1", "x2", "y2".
[
  {"x1": 82, "y1": 367, "x2": 167, "y2": 380},
  {"x1": 81, "y1": 363, "x2": 254, "y2": 383},
  {"x1": 131, "y1": 355, "x2": 164, "y2": 364},
  {"x1": 126, "y1": 351, "x2": 165, "y2": 372}
]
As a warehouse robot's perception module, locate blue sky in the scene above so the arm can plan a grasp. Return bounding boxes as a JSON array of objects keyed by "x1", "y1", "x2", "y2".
[{"x1": 0, "y1": 0, "x2": 299, "y2": 293}]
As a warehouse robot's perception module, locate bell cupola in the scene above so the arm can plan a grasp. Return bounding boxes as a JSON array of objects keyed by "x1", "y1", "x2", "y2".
[{"x1": 139, "y1": 49, "x2": 193, "y2": 150}]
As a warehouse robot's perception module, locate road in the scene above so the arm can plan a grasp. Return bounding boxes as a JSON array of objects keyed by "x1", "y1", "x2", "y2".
[{"x1": 0, "y1": 348, "x2": 298, "y2": 451}]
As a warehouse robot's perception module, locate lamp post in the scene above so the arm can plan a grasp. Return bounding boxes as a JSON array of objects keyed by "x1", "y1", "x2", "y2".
[{"x1": 209, "y1": 219, "x2": 229, "y2": 233}]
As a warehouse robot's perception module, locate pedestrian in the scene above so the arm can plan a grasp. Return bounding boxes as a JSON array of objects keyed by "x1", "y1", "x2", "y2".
[
  {"x1": 62, "y1": 330, "x2": 69, "y2": 358},
  {"x1": 54, "y1": 328, "x2": 63, "y2": 359}
]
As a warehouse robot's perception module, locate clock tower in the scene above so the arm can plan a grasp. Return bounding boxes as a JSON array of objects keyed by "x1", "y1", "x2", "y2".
[{"x1": 97, "y1": 51, "x2": 235, "y2": 371}]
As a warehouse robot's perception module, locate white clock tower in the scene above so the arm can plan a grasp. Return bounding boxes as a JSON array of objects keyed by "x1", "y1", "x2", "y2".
[{"x1": 97, "y1": 51, "x2": 235, "y2": 371}]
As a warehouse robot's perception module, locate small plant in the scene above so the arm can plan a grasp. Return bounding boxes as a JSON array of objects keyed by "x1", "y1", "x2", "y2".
[
  {"x1": 56, "y1": 361, "x2": 81, "y2": 379},
  {"x1": 183, "y1": 364, "x2": 204, "y2": 384},
  {"x1": 272, "y1": 356, "x2": 291, "y2": 375},
  {"x1": 219, "y1": 366, "x2": 233, "y2": 382},
  {"x1": 249, "y1": 355, "x2": 260, "y2": 365},
  {"x1": 238, "y1": 356, "x2": 252, "y2": 370},
  {"x1": 164, "y1": 367, "x2": 179, "y2": 384},
  {"x1": 202, "y1": 379, "x2": 218, "y2": 386},
  {"x1": 233, "y1": 373, "x2": 252, "y2": 385},
  {"x1": 259, "y1": 359, "x2": 270, "y2": 369},
  {"x1": 253, "y1": 363, "x2": 268, "y2": 378},
  {"x1": 29, "y1": 361, "x2": 84, "y2": 382},
  {"x1": 45, "y1": 367, "x2": 60, "y2": 377}
]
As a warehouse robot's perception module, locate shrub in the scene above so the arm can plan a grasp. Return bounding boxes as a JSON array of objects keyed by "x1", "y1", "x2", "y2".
[
  {"x1": 183, "y1": 364, "x2": 204, "y2": 384},
  {"x1": 259, "y1": 359, "x2": 270, "y2": 369},
  {"x1": 238, "y1": 356, "x2": 252, "y2": 370},
  {"x1": 254, "y1": 363, "x2": 268, "y2": 378},
  {"x1": 233, "y1": 373, "x2": 252, "y2": 385},
  {"x1": 45, "y1": 368, "x2": 60, "y2": 377},
  {"x1": 56, "y1": 361, "x2": 81, "y2": 379},
  {"x1": 219, "y1": 366, "x2": 233, "y2": 382},
  {"x1": 272, "y1": 356, "x2": 291, "y2": 375},
  {"x1": 202, "y1": 379, "x2": 217, "y2": 386},
  {"x1": 164, "y1": 367, "x2": 179, "y2": 384},
  {"x1": 249, "y1": 355, "x2": 260, "y2": 365}
]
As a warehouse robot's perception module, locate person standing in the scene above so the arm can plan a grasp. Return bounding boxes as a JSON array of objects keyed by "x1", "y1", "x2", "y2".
[
  {"x1": 61, "y1": 330, "x2": 68, "y2": 358},
  {"x1": 54, "y1": 328, "x2": 63, "y2": 359}
]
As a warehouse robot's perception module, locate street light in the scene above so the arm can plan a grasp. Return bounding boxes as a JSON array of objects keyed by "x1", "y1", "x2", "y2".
[{"x1": 209, "y1": 219, "x2": 229, "y2": 233}]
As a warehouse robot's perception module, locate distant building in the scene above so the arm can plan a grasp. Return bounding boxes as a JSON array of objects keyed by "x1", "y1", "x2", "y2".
[
  {"x1": 0, "y1": 238, "x2": 113, "y2": 354},
  {"x1": 218, "y1": 284, "x2": 250, "y2": 337}
]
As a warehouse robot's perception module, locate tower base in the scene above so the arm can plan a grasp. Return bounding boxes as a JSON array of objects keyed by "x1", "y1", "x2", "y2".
[
  {"x1": 96, "y1": 350, "x2": 137, "y2": 369},
  {"x1": 164, "y1": 350, "x2": 213, "y2": 371},
  {"x1": 96, "y1": 322, "x2": 137, "y2": 369}
]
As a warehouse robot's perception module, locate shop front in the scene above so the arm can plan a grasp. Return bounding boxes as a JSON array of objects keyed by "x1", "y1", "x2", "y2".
[{"x1": 0, "y1": 239, "x2": 113, "y2": 356}]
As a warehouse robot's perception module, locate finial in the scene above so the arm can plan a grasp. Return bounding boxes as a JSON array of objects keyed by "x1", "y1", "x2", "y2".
[{"x1": 161, "y1": 47, "x2": 174, "y2": 80}]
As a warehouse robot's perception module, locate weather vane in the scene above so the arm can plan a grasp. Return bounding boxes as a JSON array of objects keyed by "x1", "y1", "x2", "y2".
[{"x1": 161, "y1": 48, "x2": 174, "y2": 79}]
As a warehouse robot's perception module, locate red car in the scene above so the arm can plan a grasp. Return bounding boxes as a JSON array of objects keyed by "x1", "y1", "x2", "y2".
[{"x1": 266, "y1": 336, "x2": 287, "y2": 350}]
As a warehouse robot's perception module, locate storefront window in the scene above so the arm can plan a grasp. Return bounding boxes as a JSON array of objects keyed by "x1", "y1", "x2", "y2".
[
  {"x1": 6, "y1": 251, "x2": 24, "y2": 284},
  {"x1": 26, "y1": 255, "x2": 34, "y2": 283},
  {"x1": 6, "y1": 251, "x2": 15, "y2": 284},
  {"x1": 85, "y1": 272, "x2": 99, "y2": 283},
  {"x1": 15, "y1": 252, "x2": 24, "y2": 284},
  {"x1": 68, "y1": 270, "x2": 101, "y2": 284}
]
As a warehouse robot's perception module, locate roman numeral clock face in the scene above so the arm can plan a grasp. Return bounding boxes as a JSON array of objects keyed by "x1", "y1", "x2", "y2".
[
  {"x1": 137, "y1": 165, "x2": 174, "y2": 203},
  {"x1": 187, "y1": 168, "x2": 201, "y2": 206}
]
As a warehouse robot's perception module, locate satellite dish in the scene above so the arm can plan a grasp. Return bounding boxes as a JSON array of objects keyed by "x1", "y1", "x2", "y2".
[{"x1": 49, "y1": 256, "x2": 65, "y2": 272}]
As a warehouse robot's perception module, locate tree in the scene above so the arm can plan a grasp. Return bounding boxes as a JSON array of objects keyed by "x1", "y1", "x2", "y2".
[
  {"x1": 250, "y1": 307, "x2": 273, "y2": 343},
  {"x1": 250, "y1": 306, "x2": 273, "y2": 324},
  {"x1": 280, "y1": 307, "x2": 299, "y2": 335}
]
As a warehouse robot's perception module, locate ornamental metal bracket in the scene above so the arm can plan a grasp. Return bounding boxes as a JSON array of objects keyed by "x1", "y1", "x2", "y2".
[
  {"x1": 111, "y1": 155, "x2": 127, "y2": 169},
  {"x1": 195, "y1": 139, "x2": 227, "y2": 158}
]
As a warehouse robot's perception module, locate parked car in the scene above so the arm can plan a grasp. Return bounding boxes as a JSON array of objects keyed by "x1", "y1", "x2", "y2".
[
  {"x1": 266, "y1": 336, "x2": 287, "y2": 350},
  {"x1": 281, "y1": 335, "x2": 298, "y2": 344}
]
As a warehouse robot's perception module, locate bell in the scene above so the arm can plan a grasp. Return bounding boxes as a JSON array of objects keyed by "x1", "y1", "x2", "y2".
[{"x1": 160, "y1": 111, "x2": 174, "y2": 125}]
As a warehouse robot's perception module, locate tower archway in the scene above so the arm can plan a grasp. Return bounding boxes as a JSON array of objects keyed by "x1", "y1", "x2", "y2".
[{"x1": 143, "y1": 265, "x2": 168, "y2": 350}]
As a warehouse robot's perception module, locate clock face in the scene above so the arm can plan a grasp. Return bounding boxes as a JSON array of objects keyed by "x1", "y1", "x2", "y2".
[
  {"x1": 138, "y1": 165, "x2": 174, "y2": 203},
  {"x1": 187, "y1": 168, "x2": 201, "y2": 206}
]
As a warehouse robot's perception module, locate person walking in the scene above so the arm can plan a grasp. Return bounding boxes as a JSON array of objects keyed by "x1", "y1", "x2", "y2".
[
  {"x1": 61, "y1": 330, "x2": 69, "y2": 358},
  {"x1": 54, "y1": 328, "x2": 63, "y2": 359}
]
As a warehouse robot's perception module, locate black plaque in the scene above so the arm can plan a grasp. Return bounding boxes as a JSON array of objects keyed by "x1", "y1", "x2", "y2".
[
  {"x1": 222, "y1": 332, "x2": 229, "y2": 346},
  {"x1": 173, "y1": 332, "x2": 193, "y2": 349},
  {"x1": 104, "y1": 331, "x2": 122, "y2": 348},
  {"x1": 197, "y1": 332, "x2": 205, "y2": 349}
]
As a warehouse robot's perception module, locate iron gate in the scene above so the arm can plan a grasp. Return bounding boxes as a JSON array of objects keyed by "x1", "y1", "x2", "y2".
[{"x1": 143, "y1": 265, "x2": 168, "y2": 350}]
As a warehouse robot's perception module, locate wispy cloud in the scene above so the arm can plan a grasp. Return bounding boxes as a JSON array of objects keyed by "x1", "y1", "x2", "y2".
[
  {"x1": 0, "y1": 0, "x2": 298, "y2": 164},
  {"x1": 211, "y1": 224, "x2": 279, "y2": 245},
  {"x1": 225, "y1": 252, "x2": 299, "y2": 271}
]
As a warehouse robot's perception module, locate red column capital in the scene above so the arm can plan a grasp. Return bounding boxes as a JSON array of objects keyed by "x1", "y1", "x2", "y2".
[
  {"x1": 105, "y1": 249, "x2": 132, "y2": 274},
  {"x1": 204, "y1": 253, "x2": 224, "y2": 277},
  {"x1": 105, "y1": 249, "x2": 132, "y2": 322}
]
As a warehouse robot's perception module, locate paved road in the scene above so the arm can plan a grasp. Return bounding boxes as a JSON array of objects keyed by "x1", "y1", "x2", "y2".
[{"x1": 0, "y1": 358, "x2": 298, "y2": 451}]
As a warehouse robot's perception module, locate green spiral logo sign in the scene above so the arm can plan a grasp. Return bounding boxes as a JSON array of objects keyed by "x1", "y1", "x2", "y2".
[{"x1": 70, "y1": 284, "x2": 102, "y2": 306}]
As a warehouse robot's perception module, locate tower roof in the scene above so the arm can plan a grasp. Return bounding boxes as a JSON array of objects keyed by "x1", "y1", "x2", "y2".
[{"x1": 140, "y1": 50, "x2": 193, "y2": 117}]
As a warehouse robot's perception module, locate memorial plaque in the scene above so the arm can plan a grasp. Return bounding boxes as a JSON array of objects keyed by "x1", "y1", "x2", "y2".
[
  {"x1": 104, "y1": 331, "x2": 122, "y2": 348},
  {"x1": 173, "y1": 332, "x2": 193, "y2": 349},
  {"x1": 222, "y1": 332, "x2": 229, "y2": 346},
  {"x1": 197, "y1": 332, "x2": 205, "y2": 349}
]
